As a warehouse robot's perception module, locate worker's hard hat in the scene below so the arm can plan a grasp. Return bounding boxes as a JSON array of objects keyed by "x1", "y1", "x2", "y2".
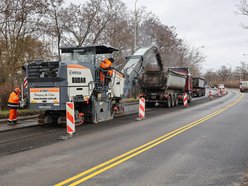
[
  {"x1": 108, "y1": 58, "x2": 114, "y2": 63},
  {"x1": 15, "y1": 88, "x2": 21, "y2": 94}
]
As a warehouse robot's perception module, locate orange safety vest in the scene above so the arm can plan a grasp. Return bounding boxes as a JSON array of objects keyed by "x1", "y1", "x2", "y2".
[
  {"x1": 8, "y1": 91, "x2": 19, "y2": 108},
  {"x1": 100, "y1": 69, "x2": 113, "y2": 82},
  {"x1": 107, "y1": 69, "x2": 113, "y2": 77},
  {"x1": 99, "y1": 59, "x2": 113, "y2": 82},
  {"x1": 99, "y1": 71, "x2": 105, "y2": 82}
]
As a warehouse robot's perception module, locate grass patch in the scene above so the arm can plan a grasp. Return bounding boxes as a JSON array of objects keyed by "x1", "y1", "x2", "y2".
[{"x1": 122, "y1": 98, "x2": 139, "y2": 103}]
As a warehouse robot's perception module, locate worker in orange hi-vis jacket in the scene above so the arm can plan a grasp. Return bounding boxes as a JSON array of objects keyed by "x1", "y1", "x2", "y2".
[
  {"x1": 7, "y1": 88, "x2": 21, "y2": 125},
  {"x1": 99, "y1": 58, "x2": 114, "y2": 84}
]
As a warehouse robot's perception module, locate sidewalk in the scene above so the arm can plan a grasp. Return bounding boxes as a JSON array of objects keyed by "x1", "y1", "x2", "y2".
[{"x1": 0, "y1": 115, "x2": 39, "y2": 132}]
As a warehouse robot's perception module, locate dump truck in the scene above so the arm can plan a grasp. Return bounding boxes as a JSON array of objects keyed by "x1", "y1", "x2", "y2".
[
  {"x1": 138, "y1": 69, "x2": 186, "y2": 107},
  {"x1": 168, "y1": 67, "x2": 193, "y2": 103},
  {"x1": 192, "y1": 77, "x2": 206, "y2": 97},
  {"x1": 240, "y1": 81, "x2": 248, "y2": 92},
  {"x1": 124, "y1": 46, "x2": 187, "y2": 108}
]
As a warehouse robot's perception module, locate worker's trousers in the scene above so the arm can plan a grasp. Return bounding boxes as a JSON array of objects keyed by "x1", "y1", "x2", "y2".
[{"x1": 9, "y1": 109, "x2": 17, "y2": 122}]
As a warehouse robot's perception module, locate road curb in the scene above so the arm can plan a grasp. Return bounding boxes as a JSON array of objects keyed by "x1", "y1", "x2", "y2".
[
  {"x1": 0, "y1": 114, "x2": 39, "y2": 123},
  {"x1": 0, "y1": 102, "x2": 139, "y2": 123},
  {"x1": 0, "y1": 95, "x2": 227, "y2": 132}
]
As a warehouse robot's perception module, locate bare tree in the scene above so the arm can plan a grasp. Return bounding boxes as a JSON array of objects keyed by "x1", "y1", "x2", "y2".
[
  {"x1": 204, "y1": 69, "x2": 218, "y2": 86},
  {"x1": 44, "y1": 0, "x2": 65, "y2": 60},
  {"x1": 236, "y1": 61, "x2": 248, "y2": 80},
  {"x1": 61, "y1": 0, "x2": 121, "y2": 46},
  {"x1": 238, "y1": 0, "x2": 248, "y2": 29},
  {"x1": 0, "y1": 0, "x2": 48, "y2": 87},
  {"x1": 138, "y1": 15, "x2": 185, "y2": 67},
  {"x1": 101, "y1": 1, "x2": 133, "y2": 66},
  {"x1": 217, "y1": 65, "x2": 232, "y2": 82}
]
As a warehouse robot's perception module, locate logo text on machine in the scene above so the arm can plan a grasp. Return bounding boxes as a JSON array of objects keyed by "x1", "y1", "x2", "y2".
[
  {"x1": 69, "y1": 70, "x2": 82, "y2": 75},
  {"x1": 72, "y1": 77, "x2": 86, "y2": 83}
]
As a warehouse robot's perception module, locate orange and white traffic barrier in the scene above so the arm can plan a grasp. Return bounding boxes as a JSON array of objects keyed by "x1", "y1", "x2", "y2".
[
  {"x1": 138, "y1": 97, "x2": 145, "y2": 119},
  {"x1": 209, "y1": 91, "x2": 213, "y2": 100},
  {"x1": 183, "y1": 92, "x2": 188, "y2": 108},
  {"x1": 66, "y1": 102, "x2": 75, "y2": 135}
]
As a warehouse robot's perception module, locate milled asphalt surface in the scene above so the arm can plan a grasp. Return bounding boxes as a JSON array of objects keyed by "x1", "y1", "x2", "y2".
[
  {"x1": 0, "y1": 88, "x2": 217, "y2": 132},
  {"x1": 0, "y1": 90, "x2": 214, "y2": 156}
]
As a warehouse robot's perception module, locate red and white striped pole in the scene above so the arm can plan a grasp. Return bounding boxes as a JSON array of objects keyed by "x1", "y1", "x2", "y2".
[
  {"x1": 138, "y1": 97, "x2": 145, "y2": 120},
  {"x1": 24, "y1": 76, "x2": 28, "y2": 88},
  {"x1": 66, "y1": 102, "x2": 75, "y2": 136},
  {"x1": 209, "y1": 91, "x2": 213, "y2": 100},
  {"x1": 183, "y1": 92, "x2": 188, "y2": 108},
  {"x1": 217, "y1": 88, "x2": 221, "y2": 97}
]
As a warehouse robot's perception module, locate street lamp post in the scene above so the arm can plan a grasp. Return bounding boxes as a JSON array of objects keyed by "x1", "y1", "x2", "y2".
[{"x1": 134, "y1": 0, "x2": 138, "y2": 51}]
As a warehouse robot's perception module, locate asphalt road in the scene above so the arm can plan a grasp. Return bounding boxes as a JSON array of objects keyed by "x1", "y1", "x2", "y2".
[
  {"x1": 1, "y1": 89, "x2": 246, "y2": 186},
  {"x1": 0, "y1": 90, "x2": 213, "y2": 156}
]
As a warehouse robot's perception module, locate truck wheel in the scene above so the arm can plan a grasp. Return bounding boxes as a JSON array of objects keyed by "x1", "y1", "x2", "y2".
[
  {"x1": 146, "y1": 102, "x2": 155, "y2": 108},
  {"x1": 174, "y1": 96, "x2": 178, "y2": 106},
  {"x1": 171, "y1": 96, "x2": 175, "y2": 107},
  {"x1": 165, "y1": 97, "x2": 171, "y2": 108},
  {"x1": 75, "y1": 112, "x2": 84, "y2": 126},
  {"x1": 38, "y1": 112, "x2": 55, "y2": 125},
  {"x1": 188, "y1": 94, "x2": 192, "y2": 103},
  {"x1": 57, "y1": 116, "x2": 66, "y2": 126},
  {"x1": 38, "y1": 113, "x2": 45, "y2": 125}
]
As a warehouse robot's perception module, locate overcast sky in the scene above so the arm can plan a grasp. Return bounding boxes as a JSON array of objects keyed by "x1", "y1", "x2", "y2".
[
  {"x1": 122, "y1": 0, "x2": 248, "y2": 71},
  {"x1": 71, "y1": 0, "x2": 248, "y2": 71}
]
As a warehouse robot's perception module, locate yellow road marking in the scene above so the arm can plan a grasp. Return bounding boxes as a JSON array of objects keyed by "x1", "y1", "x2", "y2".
[{"x1": 55, "y1": 94, "x2": 243, "y2": 186}]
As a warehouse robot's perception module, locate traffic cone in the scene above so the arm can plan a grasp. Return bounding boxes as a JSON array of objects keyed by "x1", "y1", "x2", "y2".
[{"x1": 183, "y1": 92, "x2": 188, "y2": 108}]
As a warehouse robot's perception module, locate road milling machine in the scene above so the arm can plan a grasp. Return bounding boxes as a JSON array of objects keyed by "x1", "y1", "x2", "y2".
[
  {"x1": 22, "y1": 45, "x2": 186, "y2": 125},
  {"x1": 22, "y1": 45, "x2": 126, "y2": 125}
]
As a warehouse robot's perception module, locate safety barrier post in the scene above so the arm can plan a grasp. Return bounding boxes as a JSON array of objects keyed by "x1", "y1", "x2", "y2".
[
  {"x1": 217, "y1": 88, "x2": 221, "y2": 97},
  {"x1": 66, "y1": 102, "x2": 75, "y2": 136},
  {"x1": 183, "y1": 92, "x2": 188, "y2": 108},
  {"x1": 209, "y1": 91, "x2": 213, "y2": 100},
  {"x1": 137, "y1": 97, "x2": 145, "y2": 120}
]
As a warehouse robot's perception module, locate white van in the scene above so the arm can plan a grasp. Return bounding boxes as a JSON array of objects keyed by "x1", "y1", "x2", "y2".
[
  {"x1": 218, "y1": 84, "x2": 225, "y2": 89},
  {"x1": 240, "y1": 81, "x2": 248, "y2": 92}
]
